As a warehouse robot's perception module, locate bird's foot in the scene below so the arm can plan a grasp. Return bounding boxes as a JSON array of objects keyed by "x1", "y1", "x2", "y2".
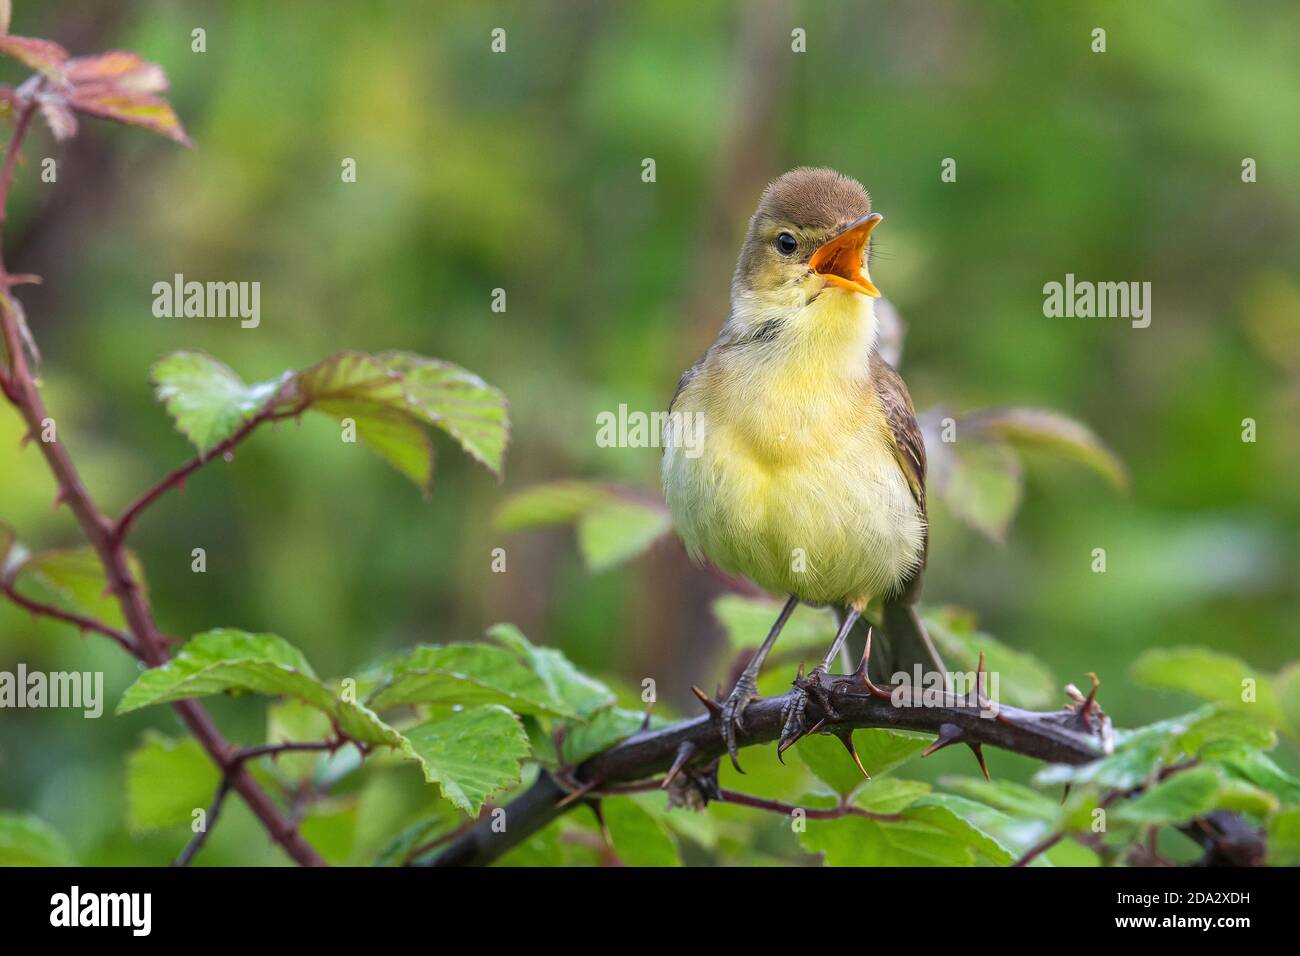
[
  {"x1": 777, "y1": 664, "x2": 841, "y2": 760},
  {"x1": 719, "y1": 673, "x2": 760, "y2": 773}
]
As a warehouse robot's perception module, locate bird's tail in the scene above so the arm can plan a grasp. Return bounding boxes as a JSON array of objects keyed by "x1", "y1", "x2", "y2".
[{"x1": 872, "y1": 599, "x2": 948, "y2": 687}]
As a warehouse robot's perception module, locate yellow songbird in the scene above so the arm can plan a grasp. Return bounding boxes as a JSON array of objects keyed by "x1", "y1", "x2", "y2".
[{"x1": 662, "y1": 167, "x2": 945, "y2": 770}]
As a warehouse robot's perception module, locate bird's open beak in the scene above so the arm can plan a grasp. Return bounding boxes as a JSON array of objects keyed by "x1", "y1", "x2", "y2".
[{"x1": 808, "y1": 212, "x2": 882, "y2": 297}]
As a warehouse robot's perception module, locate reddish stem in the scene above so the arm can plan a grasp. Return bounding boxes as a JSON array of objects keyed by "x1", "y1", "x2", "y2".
[{"x1": 0, "y1": 95, "x2": 325, "y2": 867}]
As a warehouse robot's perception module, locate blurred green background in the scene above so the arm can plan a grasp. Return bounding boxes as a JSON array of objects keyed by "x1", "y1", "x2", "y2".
[{"x1": 1, "y1": 0, "x2": 1297, "y2": 864}]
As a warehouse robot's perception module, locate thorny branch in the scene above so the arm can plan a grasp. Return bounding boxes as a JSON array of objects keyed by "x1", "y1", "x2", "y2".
[
  {"x1": 0, "y1": 94, "x2": 326, "y2": 866},
  {"x1": 420, "y1": 669, "x2": 1113, "y2": 866}
]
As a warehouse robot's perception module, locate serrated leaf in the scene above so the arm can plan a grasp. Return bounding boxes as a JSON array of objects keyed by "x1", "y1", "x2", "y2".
[
  {"x1": 399, "y1": 706, "x2": 529, "y2": 815},
  {"x1": 964, "y1": 407, "x2": 1128, "y2": 490},
  {"x1": 712, "y1": 594, "x2": 837, "y2": 654},
  {"x1": 151, "y1": 351, "x2": 280, "y2": 454},
  {"x1": 315, "y1": 397, "x2": 435, "y2": 494},
  {"x1": 126, "y1": 733, "x2": 220, "y2": 832},
  {"x1": 117, "y1": 629, "x2": 329, "y2": 714},
  {"x1": 0, "y1": 34, "x2": 68, "y2": 80},
  {"x1": 487, "y1": 623, "x2": 615, "y2": 717},
  {"x1": 922, "y1": 607, "x2": 1056, "y2": 709},
  {"x1": 906, "y1": 793, "x2": 1045, "y2": 865},
  {"x1": 603, "y1": 798, "x2": 680, "y2": 866},
  {"x1": 292, "y1": 351, "x2": 507, "y2": 491},
  {"x1": 0, "y1": 813, "x2": 76, "y2": 866},
  {"x1": 67, "y1": 89, "x2": 190, "y2": 146},
  {"x1": 1034, "y1": 705, "x2": 1269, "y2": 791},
  {"x1": 800, "y1": 813, "x2": 974, "y2": 866},
  {"x1": 367, "y1": 643, "x2": 575, "y2": 718},
  {"x1": 379, "y1": 353, "x2": 509, "y2": 477}
]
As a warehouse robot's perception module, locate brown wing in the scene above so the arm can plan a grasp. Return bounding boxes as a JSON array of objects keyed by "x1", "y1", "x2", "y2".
[{"x1": 870, "y1": 350, "x2": 928, "y2": 602}]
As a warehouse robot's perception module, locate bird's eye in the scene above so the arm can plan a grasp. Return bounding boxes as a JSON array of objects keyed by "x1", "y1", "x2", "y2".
[{"x1": 775, "y1": 232, "x2": 798, "y2": 255}]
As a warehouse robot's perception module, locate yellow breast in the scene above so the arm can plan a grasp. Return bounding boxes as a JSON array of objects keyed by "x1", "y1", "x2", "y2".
[{"x1": 662, "y1": 293, "x2": 925, "y2": 606}]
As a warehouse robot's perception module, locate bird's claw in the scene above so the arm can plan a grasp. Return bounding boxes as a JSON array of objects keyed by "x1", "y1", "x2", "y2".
[
  {"x1": 777, "y1": 665, "x2": 840, "y2": 760},
  {"x1": 719, "y1": 674, "x2": 759, "y2": 773}
]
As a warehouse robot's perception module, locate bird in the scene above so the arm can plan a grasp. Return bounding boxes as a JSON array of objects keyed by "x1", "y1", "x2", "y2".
[{"x1": 662, "y1": 167, "x2": 946, "y2": 771}]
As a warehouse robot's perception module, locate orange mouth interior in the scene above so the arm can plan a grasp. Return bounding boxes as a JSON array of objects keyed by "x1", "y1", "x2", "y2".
[{"x1": 808, "y1": 213, "x2": 882, "y2": 297}]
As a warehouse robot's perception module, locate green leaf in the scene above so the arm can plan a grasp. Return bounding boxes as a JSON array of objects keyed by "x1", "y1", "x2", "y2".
[
  {"x1": 1218, "y1": 751, "x2": 1300, "y2": 805},
  {"x1": 906, "y1": 793, "x2": 1043, "y2": 865},
  {"x1": 798, "y1": 730, "x2": 931, "y2": 799},
  {"x1": 487, "y1": 623, "x2": 615, "y2": 717},
  {"x1": 266, "y1": 700, "x2": 334, "y2": 780},
  {"x1": 9, "y1": 545, "x2": 150, "y2": 631},
  {"x1": 577, "y1": 500, "x2": 672, "y2": 572},
  {"x1": 0, "y1": 813, "x2": 76, "y2": 866},
  {"x1": 712, "y1": 594, "x2": 837, "y2": 654},
  {"x1": 854, "y1": 778, "x2": 932, "y2": 814},
  {"x1": 922, "y1": 607, "x2": 1057, "y2": 709},
  {"x1": 800, "y1": 814, "x2": 974, "y2": 866},
  {"x1": 797, "y1": 733, "x2": 869, "y2": 799},
  {"x1": 126, "y1": 733, "x2": 221, "y2": 832},
  {"x1": 560, "y1": 707, "x2": 646, "y2": 765},
  {"x1": 942, "y1": 439, "x2": 1023, "y2": 543},
  {"x1": 1111, "y1": 766, "x2": 1223, "y2": 825},
  {"x1": 315, "y1": 398, "x2": 435, "y2": 493},
  {"x1": 1271, "y1": 662, "x2": 1300, "y2": 743},
  {"x1": 1035, "y1": 706, "x2": 1270, "y2": 791},
  {"x1": 117, "y1": 629, "x2": 330, "y2": 714},
  {"x1": 379, "y1": 352, "x2": 509, "y2": 477},
  {"x1": 1267, "y1": 807, "x2": 1300, "y2": 866},
  {"x1": 292, "y1": 351, "x2": 508, "y2": 493},
  {"x1": 399, "y1": 706, "x2": 529, "y2": 815},
  {"x1": 367, "y1": 643, "x2": 575, "y2": 718},
  {"x1": 115, "y1": 629, "x2": 405, "y2": 749},
  {"x1": 941, "y1": 776, "x2": 1064, "y2": 822},
  {"x1": 964, "y1": 407, "x2": 1128, "y2": 491},
  {"x1": 602, "y1": 798, "x2": 680, "y2": 866},
  {"x1": 151, "y1": 351, "x2": 281, "y2": 455},
  {"x1": 493, "y1": 481, "x2": 670, "y2": 572},
  {"x1": 1130, "y1": 646, "x2": 1277, "y2": 720}
]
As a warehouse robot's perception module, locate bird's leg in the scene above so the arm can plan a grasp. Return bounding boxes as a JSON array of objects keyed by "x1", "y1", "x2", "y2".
[
  {"x1": 719, "y1": 594, "x2": 799, "y2": 773},
  {"x1": 778, "y1": 607, "x2": 861, "y2": 758}
]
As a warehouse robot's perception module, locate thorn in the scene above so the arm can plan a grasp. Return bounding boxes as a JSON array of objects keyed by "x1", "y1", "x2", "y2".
[
  {"x1": 690, "y1": 685, "x2": 723, "y2": 718},
  {"x1": 1061, "y1": 783, "x2": 1072, "y2": 805},
  {"x1": 968, "y1": 742, "x2": 990, "y2": 781},
  {"x1": 588, "y1": 799, "x2": 612, "y2": 850},
  {"x1": 640, "y1": 699, "x2": 654, "y2": 732},
  {"x1": 832, "y1": 727, "x2": 869, "y2": 780},
  {"x1": 556, "y1": 777, "x2": 601, "y2": 809},
  {"x1": 661, "y1": 740, "x2": 696, "y2": 790},
  {"x1": 852, "y1": 627, "x2": 892, "y2": 699},
  {"x1": 922, "y1": 722, "x2": 965, "y2": 758},
  {"x1": 1078, "y1": 672, "x2": 1100, "y2": 722}
]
